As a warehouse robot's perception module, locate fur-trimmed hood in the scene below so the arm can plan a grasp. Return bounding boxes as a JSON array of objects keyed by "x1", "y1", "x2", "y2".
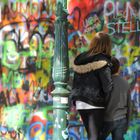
[{"x1": 73, "y1": 52, "x2": 111, "y2": 74}]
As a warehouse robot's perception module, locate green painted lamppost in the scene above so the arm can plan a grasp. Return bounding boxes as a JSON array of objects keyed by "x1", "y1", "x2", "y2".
[{"x1": 52, "y1": 0, "x2": 70, "y2": 140}]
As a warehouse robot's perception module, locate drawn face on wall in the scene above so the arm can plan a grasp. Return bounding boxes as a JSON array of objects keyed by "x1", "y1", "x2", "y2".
[
  {"x1": 39, "y1": 21, "x2": 49, "y2": 35},
  {"x1": 44, "y1": 35, "x2": 54, "y2": 58},
  {"x1": 30, "y1": 36, "x2": 38, "y2": 53},
  {"x1": 84, "y1": 13, "x2": 104, "y2": 34},
  {"x1": 2, "y1": 40, "x2": 20, "y2": 70}
]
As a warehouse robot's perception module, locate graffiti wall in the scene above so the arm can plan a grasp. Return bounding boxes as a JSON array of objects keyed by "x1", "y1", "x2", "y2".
[
  {"x1": 0, "y1": 0, "x2": 140, "y2": 139},
  {"x1": 68, "y1": 0, "x2": 140, "y2": 139},
  {"x1": 0, "y1": 0, "x2": 55, "y2": 139}
]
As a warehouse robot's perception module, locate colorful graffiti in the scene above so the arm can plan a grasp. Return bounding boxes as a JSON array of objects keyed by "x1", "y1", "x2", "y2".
[
  {"x1": 67, "y1": 0, "x2": 140, "y2": 139},
  {"x1": 0, "y1": 0, "x2": 140, "y2": 139},
  {"x1": 0, "y1": 0, "x2": 55, "y2": 139}
]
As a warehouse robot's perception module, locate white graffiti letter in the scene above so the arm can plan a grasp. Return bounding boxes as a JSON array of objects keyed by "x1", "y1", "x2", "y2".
[
  {"x1": 126, "y1": 2, "x2": 136, "y2": 20},
  {"x1": 104, "y1": 0, "x2": 115, "y2": 17},
  {"x1": 107, "y1": 22, "x2": 116, "y2": 35}
]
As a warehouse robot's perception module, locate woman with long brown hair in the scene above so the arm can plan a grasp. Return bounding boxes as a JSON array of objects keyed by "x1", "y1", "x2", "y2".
[{"x1": 71, "y1": 31, "x2": 113, "y2": 140}]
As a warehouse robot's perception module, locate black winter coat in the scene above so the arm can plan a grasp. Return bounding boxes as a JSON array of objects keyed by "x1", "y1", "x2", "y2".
[{"x1": 70, "y1": 52, "x2": 113, "y2": 107}]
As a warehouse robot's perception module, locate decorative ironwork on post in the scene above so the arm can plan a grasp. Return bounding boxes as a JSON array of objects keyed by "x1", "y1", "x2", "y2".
[{"x1": 52, "y1": 0, "x2": 70, "y2": 140}]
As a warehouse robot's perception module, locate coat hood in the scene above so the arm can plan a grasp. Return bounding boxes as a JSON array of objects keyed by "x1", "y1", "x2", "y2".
[{"x1": 72, "y1": 52, "x2": 111, "y2": 74}]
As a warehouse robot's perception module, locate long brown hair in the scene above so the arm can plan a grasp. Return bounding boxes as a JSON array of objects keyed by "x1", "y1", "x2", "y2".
[{"x1": 88, "y1": 32, "x2": 112, "y2": 56}]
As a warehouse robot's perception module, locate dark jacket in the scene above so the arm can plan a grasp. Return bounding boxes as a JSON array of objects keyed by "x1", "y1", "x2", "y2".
[
  {"x1": 104, "y1": 75, "x2": 131, "y2": 122},
  {"x1": 70, "y1": 52, "x2": 113, "y2": 107}
]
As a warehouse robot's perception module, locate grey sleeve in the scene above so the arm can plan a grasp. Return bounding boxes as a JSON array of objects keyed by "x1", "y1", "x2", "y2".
[{"x1": 126, "y1": 89, "x2": 132, "y2": 126}]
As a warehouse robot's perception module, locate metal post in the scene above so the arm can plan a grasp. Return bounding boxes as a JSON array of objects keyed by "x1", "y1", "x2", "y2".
[{"x1": 52, "y1": 0, "x2": 70, "y2": 140}]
